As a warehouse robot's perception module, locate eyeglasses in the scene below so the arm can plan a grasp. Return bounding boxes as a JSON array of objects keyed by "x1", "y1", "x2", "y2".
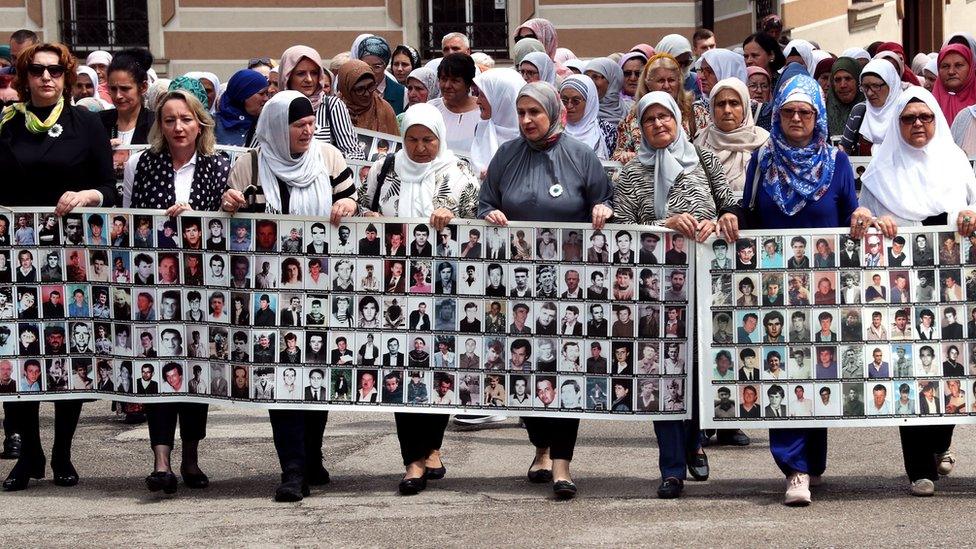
[
  {"x1": 27, "y1": 63, "x2": 66, "y2": 78},
  {"x1": 860, "y1": 82, "x2": 888, "y2": 94},
  {"x1": 248, "y1": 57, "x2": 272, "y2": 68},
  {"x1": 779, "y1": 107, "x2": 816, "y2": 121},
  {"x1": 641, "y1": 112, "x2": 674, "y2": 126},
  {"x1": 519, "y1": 69, "x2": 539, "y2": 78},
  {"x1": 899, "y1": 113, "x2": 936, "y2": 126},
  {"x1": 560, "y1": 96, "x2": 584, "y2": 107},
  {"x1": 351, "y1": 82, "x2": 377, "y2": 95},
  {"x1": 747, "y1": 83, "x2": 770, "y2": 91},
  {"x1": 623, "y1": 70, "x2": 642, "y2": 78},
  {"x1": 367, "y1": 62, "x2": 386, "y2": 72}
]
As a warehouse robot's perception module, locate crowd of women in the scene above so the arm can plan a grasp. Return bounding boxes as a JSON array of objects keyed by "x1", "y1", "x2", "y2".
[{"x1": 2, "y1": 18, "x2": 976, "y2": 506}]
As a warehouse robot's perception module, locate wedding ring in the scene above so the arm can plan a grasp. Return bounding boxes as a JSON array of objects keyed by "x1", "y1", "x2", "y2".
[
  {"x1": 965, "y1": 216, "x2": 972, "y2": 223},
  {"x1": 857, "y1": 219, "x2": 864, "y2": 226}
]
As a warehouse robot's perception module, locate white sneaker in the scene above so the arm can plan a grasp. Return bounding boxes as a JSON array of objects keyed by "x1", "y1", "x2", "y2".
[
  {"x1": 453, "y1": 415, "x2": 507, "y2": 426},
  {"x1": 937, "y1": 451, "x2": 956, "y2": 476},
  {"x1": 784, "y1": 472, "x2": 811, "y2": 506},
  {"x1": 911, "y1": 479, "x2": 935, "y2": 497}
]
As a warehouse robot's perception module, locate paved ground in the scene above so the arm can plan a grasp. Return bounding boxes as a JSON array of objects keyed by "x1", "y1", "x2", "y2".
[{"x1": 0, "y1": 404, "x2": 973, "y2": 547}]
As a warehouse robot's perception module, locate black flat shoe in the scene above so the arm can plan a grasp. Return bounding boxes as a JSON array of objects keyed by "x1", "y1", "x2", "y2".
[
  {"x1": 1, "y1": 433, "x2": 22, "y2": 459},
  {"x1": 146, "y1": 471, "x2": 178, "y2": 494},
  {"x1": 51, "y1": 461, "x2": 79, "y2": 487},
  {"x1": 398, "y1": 476, "x2": 427, "y2": 495},
  {"x1": 424, "y1": 463, "x2": 446, "y2": 480},
  {"x1": 123, "y1": 413, "x2": 146, "y2": 425},
  {"x1": 274, "y1": 473, "x2": 309, "y2": 502},
  {"x1": 553, "y1": 480, "x2": 577, "y2": 500},
  {"x1": 2, "y1": 459, "x2": 45, "y2": 491},
  {"x1": 657, "y1": 477, "x2": 684, "y2": 499},
  {"x1": 687, "y1": 451, "x2": 709, "y2": 481},
  {"x1": 305, "y1": 464, "x2": 331, "y2": 486},
  {"x1": 717, "y1": 428, "x2": 750, "y2": 446},
  {"x1": 527, "y1": 459, "x2": 553, "y2": 484},
  {"x1": 180, "y1": 467, "x2": 209, "y2": 489}
]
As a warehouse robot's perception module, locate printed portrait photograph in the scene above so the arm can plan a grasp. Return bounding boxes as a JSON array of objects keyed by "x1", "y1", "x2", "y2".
[
  {"x1": 534, "y1": 337, "x2": 557, "y2": 372},
  {"x1": 635, "y1": 231, "x2": 660, "y2": 265},
  {"x1": 458, "y1": 227, "x2": 483, "y2": 260},
  {"x1": 890, "y1": 343, "x2": 914, "y2": 377},
  {"x1": 481, "y1": 225, "x2": 506, "y2": 260},
  {"x1": 558, "y1": 339, "x2": 584, "y2": 374},
  {"x1": 507, "y1": 337, "x2": 531, "y2": 371},
  {"x1": 250, "y1": 366, "x2": 275, "y2": 400},
  {"x1": 180, "y1": 216, "x2": 203, "y2": 250},
  {"x1": 434, "y1": 225, "x2": 458, "y2": 257},
  {"x1": 278, "y1": 330, "x2": 303, "y2": 365},
  {"x1": 134, "y1": 361, "x2": 160, "y2": 395},
  {"x1": 610, "y1": 341, "x2": 633, "y2": 375},
  {"x1": 185, "y1": 327, "x2": 208, "y2": 359},
  {"x1": 762, "y1": 383, "x2": 788, "y2": 418},
  {"x1": 383, "y1": 297, "x2": 405, "y2": 329},
  {"x1": 482, "y1": 336, "x2": 505, "y2": 371},
  {"x1": 129, "y1": 214, "x2": 153, "y2": 249},
  {"x1": 304, "y1": 331, "x2": 328, "y2": 364},
  {"x1": 355, "y1": 369, "x2": 379, "y2": 403},
  {"x1": 64, "y1": 248, "x2": 87, "y2": 283},
  {"x1": 734, "y1": 237, "x2": 757, "y2": 269},
  {"x1": 383, "y1": 259, "x2": 406, "y2": 294},
  {"x1": 111, "y1": 323, "x2": 132, "y2": 356},
  {"x1": 887, "y1": 234, "x2": 908, "y2": 267},
  {"x1": 609, "y1": 377, "x2": 633, "y2": 412},
  {"x1": 837, "y1": 235, "x2": 860, "y2": 268},
  {"x1": 509, "y1": 227, "x2": 533, "y2": 261},
  {"x1": 917, "y1": 380, "x2": 940, "y2": 414},
  {"x1": 938, "y1": 231, "x2": 961, "y2": 266},
  {"x1": 840, "y1": 382, "x2": 865, "y2": 416},
  {"x1": 457, "y1": 372, "x2": 481, "y2": 406},
  {"x1": 710, "y1": 273, "x2": 732, "y2": 306},
  {"x1": 942, "y1": 379, "x2": 967, "y2": 414},
  {"x1": 811, "y1": 235, "x2": 837, "y2": 269},
  {"x1": 381, "y1": 369, "x2": 405, "y2": 404},
  {"x1": 557, "y1": 375, "x2": 585, "y2": 410},
  {"x1": 457, "y1": 300, "x2": 482, "y2": 334},
  {"x1": 535, "y1": 264, "x2": 559, "y2": 300},
  {"x1": 733, "y1": 273, "x2": 758, "y2": 307},
  {"x1": 433, "y1": 260, "x2": 457, "y2": 295},
  {"x1": 862, "y1": 234, "x2": 885, "y2": 267},
  {"x1": 404, "y1": 370, "x2": 431, "y2": 405},
  {"x1": 893, "y1": 381, "x2": 916, "y2": 415},
  {"x1": 713, "y1": 385, "x2": 736, "y2": 418},
  {"x1": 940, "y1": 268, "x2": 965, "y2": 301},
  {"x1": 409, "y1": 223, "x2": 434, "y2": 257},
  {"x1": 584, "y1": 376, "x2": 608, "y2": 411},
  {"x1": 113, "y1": 360, "x2": 133, "y2": 394},
  {"x1": 663, "y1": 305, "x2": 686, "y2": 339},
  {"x1": 789, "y1": 346, "x2": 813, "y2": 380},
  {"x1": 202, "y1": 217, "x2": 226, "y2": 252},
  {"x1": 457, "y1": 336, "x2": 482, "y2": 370},
  {"x1": 380, "y1": 222, "x2": 404, "y2": 257},
  {"x1": 611, "y1": 229, "x2": 635, "y2": 265},
  {"x1": 762, "y1": 346, "x2": 788, "y2": 380},
  {"x1": 663, "y1": 233, "x2": 688, "y2": 265},
  {"x1": 107, "y1": 250, "x2": 129, "y2": 284},
  {"x1": 456, "y1": 262, "x2": 483, "y2": 296},
  {"x1": 584, "y1": 265, "x2": 608, "y2": 301},
  {"x1": 160, "y1": 361, "x2": 188, "y2": 394},
  {"x1": 788, "y1": 383, "x2": 815, "y2": 417},
  {"x1": 39, "y1": 249, "x2": 64, "y2": 284},
  {"x1": 36, "y1": 213, "x2": 61, "y2": 247},
  {"x1": 431, "y1": 371, "x2": 456, "y2": 405},
  {"x1": 814, "y1": 383, "x2": 841, "y2": 416},
  {"x1": 942, "y1": 342, "x2": 965, "y2": 376},
  {"x1": 432, "y1": 335, "x2": 456, "y2": 369},
  {"x1": 758, "y1": 236, "x2": 783, "y2": 269},
  {"x1": 535, "y1": 228, "x2": 559, "y2": 261}
]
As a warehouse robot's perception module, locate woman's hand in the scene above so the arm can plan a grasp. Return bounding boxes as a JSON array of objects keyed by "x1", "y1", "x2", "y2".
[
  {"x1": 485, "y1": 210, "x2": 508, "y2": 226},
  {"x1": 617, "y1": 151, "x2": 636, "y2": 163},
  {"x1": 873, "y1": 215, "x2": 898, "y2": 239},
  {"x1": 429, "y1": 208, "x2": 455, "y2": 231},
  {"x1": 591, "y1": 204, "x2": 613, "y2": 229},
  {"x1": 849, "y1": 207, "x2": 874, "y2": 239},
  {"x1": 694, "y1": 219, "x2": 716, "y2": 243},
  {"x1": 55, "y1": 190, "x2": 100, "y2": 216},
  {"x1": 663, "y1": 213, "x2": 697, "y2": 239},
  {"x1": 717, "y1": 212, "x2": 739, "y2": 242},
  {"x1": 363, "y1": 210, "x2": 381, "y2": 218},
  {"x1": 221, "y1": 189, "x2": 247, "y2": 213},
  {"x1": 957, "y1": 209, "x2": 976, "y2": 237},
  {"x1": 165, "y1": 202, "x2": 193, "y2": 217},
  {"x1": 109, "y1": 138, "x2": 122, "y2": 148},
  {"x1": 330, "y1": 198, "x2": 358, "y2": 226}
]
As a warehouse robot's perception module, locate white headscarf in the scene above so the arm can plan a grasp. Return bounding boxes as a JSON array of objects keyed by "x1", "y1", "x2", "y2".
[
  {"x1": 469, "y1": 68, "x2": 525, "y2": 173},
  {"x1": 694, "y1": 78, "x2": 769, "y2": 190},
  {"x1": 406, "y1": 67, "x2": 440, "y2": 101},
  {"x1": 809, "y1": 50, "x2": 833, "y2": 77},
  {"x1": 858, "y1": 59, "x2": 903, "y2": 144},
  {"x1": 923, "y1": 56, "x2": 938, "y2": 77},
  {"x1": 783, "y1": 40, "x2": 815, "y2": 74},
  {"x1": 559, "y1": 75, "x2": 608, "y2": 159},
  {"x1": 350, "y1": 34, "x2": 373, "y2": 60},
  {"x1": 184, "y1": 71, "x2": 222, "y2": 112},
  {"x1": 74, "y1": 66, "x2": 113, "y2": 109},
  {"x1": 86, "y1": 50, "x2": 112, "y2": 67},
  {"x1": 700, "y1": 48, "x2": 748, "y2": 83},
  {"x1": 585, "y1": 57, "x2": 627, "y2": 124},
  {"x1": 396, "y1": 103, "x2": 462, "y2": 217},
  {"x1": 860, "y1": 87, "x2": 976, "y2": 223},
  {"x1": 637, "y1": 91, "x2": 701, "y2": 219},
  {"x1": 564, "y1": 59, "x2": 586, "y2": 74},
  {"x1": 522, "y1": 51, "x2": 556, "y2": 85},
  {"x1": 253, "y1": 91, "x2": 334, "y2": 215},
  {"x1": 840, "y1": 47, "x2": 871, "y2": 62},
  {"x1": 655, "y1": 34, "x2": 693, "y2": 75}
]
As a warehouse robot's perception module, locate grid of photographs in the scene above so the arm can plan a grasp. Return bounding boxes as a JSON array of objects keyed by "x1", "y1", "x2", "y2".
[
  {"x1": 0, "y1": 209, "x2": 693, "y2": 419},
  {"x1": 698, "y1": 229, "x2": 976, "y2": 427}
]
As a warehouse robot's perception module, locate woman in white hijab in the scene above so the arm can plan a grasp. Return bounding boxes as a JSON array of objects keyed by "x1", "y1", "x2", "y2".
[
  {"x1": 783, "y1": 40, "x2": 816, "y2": 75},
  {"x1": 223, "y1": 90, "x2": 358, "y2": 219},
  {"x1": 468, "y1": 68, "x2": 527, "y2": 175},
  {"x1": 559, "y1": 74, "x2": 609, "y2": 159},
  {"x1": 520, "y1": 51, "x2": 556, "y2": 85},
  {"x1": 184, "y1": 71, "x2": 221, "y2": 113},
  {"x1": 584, "y1": 57, "x2": 630, "y2": 152},
  {"x1": 693, "y1": 48, "x2": 750, "y2": 133},
  {"x1": 694, "y1": 78, "x2": 770, "y2": 190},
  {"x1": 839, "y1": 59, "x2": 901, "y2": 155},
  {"x1": 859, "y1": 86, "x2": 976, "y2": 498},
  {"x1": 360, "y1": 103, "x2": 480, "y2": 225}
]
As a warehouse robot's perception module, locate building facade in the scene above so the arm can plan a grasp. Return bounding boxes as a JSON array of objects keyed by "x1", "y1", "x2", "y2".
[{"x1": 2, "y1": 0, "x2": 975, "y2": 79}]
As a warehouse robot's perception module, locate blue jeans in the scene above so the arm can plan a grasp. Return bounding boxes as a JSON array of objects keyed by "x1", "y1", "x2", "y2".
[{"x1": 769, "y1": 428, "x2": 828, "y2": 476}]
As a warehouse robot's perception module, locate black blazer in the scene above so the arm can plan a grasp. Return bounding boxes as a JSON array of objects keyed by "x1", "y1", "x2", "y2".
[
  {"x1": 304, "y1": 386, "x2": 326, "y2": 401},
  {"x1": 408, "y1": 311, "x2": 431, "y2": 330},
  {"x1": 99, "y1": 106, "x2": 154, "y2": 144}
]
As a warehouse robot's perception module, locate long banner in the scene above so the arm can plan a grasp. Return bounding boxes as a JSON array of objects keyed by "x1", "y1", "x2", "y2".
[
  {"x1": 0, "y1": 208, "x2": 693, "y2": 421},
  {"x1": 697, "y1": 227, "x2": 976, "y2": 427}
]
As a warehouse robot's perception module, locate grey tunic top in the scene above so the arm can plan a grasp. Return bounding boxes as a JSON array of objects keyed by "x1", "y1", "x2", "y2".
[{"x1": 477, "y1": 134, "x2": 613, "y2": 222}]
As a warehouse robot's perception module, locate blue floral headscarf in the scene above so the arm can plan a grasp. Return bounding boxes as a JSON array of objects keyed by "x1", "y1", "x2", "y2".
[{"x1": 758, "y1": 73, "x2": 837, "y2": 216}]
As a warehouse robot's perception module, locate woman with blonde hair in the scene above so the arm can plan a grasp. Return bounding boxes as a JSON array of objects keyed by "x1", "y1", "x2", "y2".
[{"x1": 612, "y1": 53, "x2": 696, "y2": 163}]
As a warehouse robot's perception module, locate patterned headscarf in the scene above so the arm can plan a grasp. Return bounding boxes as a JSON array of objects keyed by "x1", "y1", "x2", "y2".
[
  {"x1": 758, "y1": 74, "x2": 837, "y2": 216},
  {"x1": 358, "y1": 36, "x2": 392, "y2": 64},
  {"x1": 169, "y1": 76, "x2": 209, "y2": 109}
]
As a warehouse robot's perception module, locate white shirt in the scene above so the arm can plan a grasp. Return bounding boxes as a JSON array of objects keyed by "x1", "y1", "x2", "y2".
[
  {"x1": 117, "y1": 128, "x2": 135, "y2": 146},
  {"x1": 122, "y1": 150, "x2": 199, "y2": 207},
  {"x1": 428, "y1": 97, "x2": 481, "y2": 156}
]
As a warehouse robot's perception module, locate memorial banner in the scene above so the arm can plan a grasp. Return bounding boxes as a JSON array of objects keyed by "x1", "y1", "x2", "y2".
[
  {"x1": 0, "y1": 208, "x2": 693, "y2": 421},
  {"x1": 697, "y1": 227, "x2": 976, "y2": 428}
]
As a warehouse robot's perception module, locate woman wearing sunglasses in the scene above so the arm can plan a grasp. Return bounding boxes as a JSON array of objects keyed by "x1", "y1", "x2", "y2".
[
  {"x1": 860, "y1": 87, "x2": 976, "y2": 497},
  {"x1": 0, "y1": 42, "x2": 115, "y2": 491}
]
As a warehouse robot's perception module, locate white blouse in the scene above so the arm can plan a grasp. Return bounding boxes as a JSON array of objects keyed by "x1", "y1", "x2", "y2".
[{"x1": 122, "y1": 150, "x2": 199, "y2": 207}]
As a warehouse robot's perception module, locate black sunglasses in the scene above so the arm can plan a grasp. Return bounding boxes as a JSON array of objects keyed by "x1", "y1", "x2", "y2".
[
  {"x1": 248, "y1": 57, "x2": 272, "y2": 68},
  {"x1": 27, "y1": 63, "x2": 66, "y2": 78}
]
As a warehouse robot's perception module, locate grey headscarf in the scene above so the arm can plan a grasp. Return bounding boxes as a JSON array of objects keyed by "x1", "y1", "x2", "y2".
[
  {"x1": 585, "y1": 57, "x2": 627, "y2": 124},
  {"x1": 637, "y1": 91, "x2": 700, "y2": 219},
  {"x1": 406, "y1": 67, "x2": 440, "y2": 100},
  {"x1": 516, "y1": 81, "x2": 563, "y2": 150}
]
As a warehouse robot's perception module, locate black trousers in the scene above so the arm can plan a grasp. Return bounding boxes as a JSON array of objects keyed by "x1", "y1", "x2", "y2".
[
  {"x1": 5, "y1": 400, "x2": 83, "y2": 464},
  {"x1": 394, "y1": 412, "x2": 449, "y2": 466},
  {"x1": 3, "y1": 402, "x2": 14, "y2": 436},
  {"x1": 269, "y1": 410, "x2": 328, "y2": 475},
  {"x1": 523, "y1": 417, "x2": 579, "y2": 461},
  {"x1": 899, "y1": 424, "x2": 954, "y2": 482},
  {"x1": 146, "y1": 403, "x2": 209, "y2": 447}
]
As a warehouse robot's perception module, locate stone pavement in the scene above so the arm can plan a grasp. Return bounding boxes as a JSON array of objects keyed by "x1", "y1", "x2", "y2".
[{"x1": 1, "y1": 404, "x2": 974, "y2": 547}]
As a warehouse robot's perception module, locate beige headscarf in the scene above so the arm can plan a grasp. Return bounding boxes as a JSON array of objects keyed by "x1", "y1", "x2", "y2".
[
  {"x1": 278, "y1": 45, "x2": 327, "y2": 109},
  {"x1": 693, "y1": 78, "x2": 769, "y2": 191}
]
